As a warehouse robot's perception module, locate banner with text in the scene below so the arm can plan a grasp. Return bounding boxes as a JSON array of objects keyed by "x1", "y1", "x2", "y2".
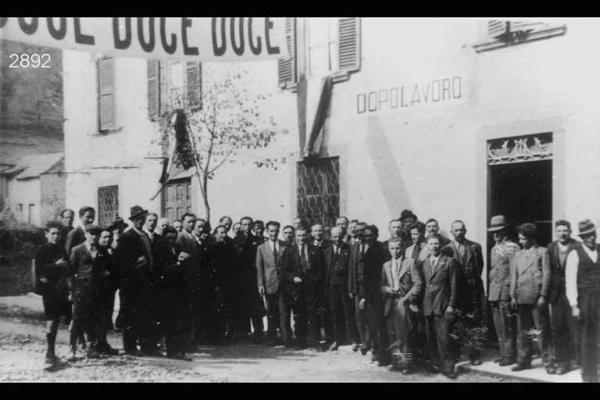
[{"x1": 0, "y1": 17, "x2": 289, "y2": 62}]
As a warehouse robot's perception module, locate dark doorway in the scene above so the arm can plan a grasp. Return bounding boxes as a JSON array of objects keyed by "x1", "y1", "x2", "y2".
[{"x1": 488, "y1": 160, "x2": 552, "y2": 246}]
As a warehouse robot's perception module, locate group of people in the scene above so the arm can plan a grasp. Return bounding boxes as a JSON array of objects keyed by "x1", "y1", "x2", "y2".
[{"x1": 33, "y1": 206, "x2": 600, "y2": 382}]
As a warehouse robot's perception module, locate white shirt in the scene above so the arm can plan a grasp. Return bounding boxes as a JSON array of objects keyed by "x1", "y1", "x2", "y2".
[
  {"x1": 565, "y1": 243, "x2": 598, "y2": 307},
  {"x1": 430, "y1": 254, "x2": 440, "y2": 269}
]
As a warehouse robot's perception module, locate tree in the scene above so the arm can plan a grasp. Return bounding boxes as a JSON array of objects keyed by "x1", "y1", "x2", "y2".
[{"x1": 159, "y1": 66, "x2": 290, "y2": 224}]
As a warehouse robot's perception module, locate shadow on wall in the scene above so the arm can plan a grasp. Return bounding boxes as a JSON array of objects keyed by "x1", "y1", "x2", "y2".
[{"x1": 365, "y1": 116, "x2": 411, "y2": 217}]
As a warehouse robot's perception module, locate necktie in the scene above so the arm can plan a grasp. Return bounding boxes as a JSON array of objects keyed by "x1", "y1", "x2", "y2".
[
  {"x1": 301, "y1": 245, "x2": 309, "y2": 271},
  {"x1": 412, "y1": 245, "x2": 418, "y2": 259},
  {"x1": 273, "y1": 242, "x2": 278, "y2": 261}
]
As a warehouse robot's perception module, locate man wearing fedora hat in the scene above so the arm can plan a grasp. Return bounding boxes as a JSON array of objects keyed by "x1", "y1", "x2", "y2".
[
  {"x1": 565, "y1": 219, "x2": 600, "y2": 382},
  {"x1": 487, "y1": 215, "x2": 519, "y2": 366},
  {"x1": 114, "y1": 205, "x2": 156, "y2": 356},
  {"x1": 509, "y1": 222, "x2": 551, "y2": 372}
]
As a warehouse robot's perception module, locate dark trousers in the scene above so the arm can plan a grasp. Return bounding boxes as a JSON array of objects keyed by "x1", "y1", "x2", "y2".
[
  {"x1": 366, "y1": 297, "x2": 389, "y2": 362},
  {"x1": 287, "y1": 291, "x2": 320, "y2": 346},
  {"x1": 386, "y1": 300, "x2": 417, "y2": 367},
  {"x1": 353, "y1": 295, "x2": 370, "y2": 348},
  {"x1": 121, "y1": 279, "x2": 153, "y2": 352},
  {"x1": 491, "y1": 300, "x2": 516, "y2": 362},
  {"x1": 165, "y1": 294, "x2": 191, "y2": 356},
  {"x1": 516, "y1": 303, "x2": 550, "y2": 365},
  {"x1": 424, "y1": 313, "x2": 454, "y2": 373},
  {"x1": 550, "y1": 294, "x2": 579, "y2": 367},
  {"x1": 328, "y1": 285, "x2": 355, "y2": 345},
  {"x1": 265, "y1": 291, "x2": 286, "y2": 340},
  {"x1": 579, "y1": 289, "x2": 600, "y2": 382}
]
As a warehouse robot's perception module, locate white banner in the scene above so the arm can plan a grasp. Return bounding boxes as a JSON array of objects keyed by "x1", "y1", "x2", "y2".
[{"x1": 0, "y1": 17, "x2": 289, "y2": 61}]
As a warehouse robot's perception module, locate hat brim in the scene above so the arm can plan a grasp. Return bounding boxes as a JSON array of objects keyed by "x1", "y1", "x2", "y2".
[
  {"x1": 487, "y1": 225, "x2": 506, "y2": 232},
  {"x1": 129, "y1": 210, "x2": 148, "y2": 220},
  {"x1": 578, "y1": 227, "x2": 597, "y2": 237}
]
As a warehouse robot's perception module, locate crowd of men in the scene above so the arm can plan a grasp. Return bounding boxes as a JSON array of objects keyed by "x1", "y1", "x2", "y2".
[{"x1": 33, "y1": 206, "x2": 600, "y2": 381}]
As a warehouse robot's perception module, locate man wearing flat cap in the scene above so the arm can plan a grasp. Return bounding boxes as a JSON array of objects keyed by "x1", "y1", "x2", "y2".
[
  {"x1": 487, "y1": 215, "x2": 519, "y2": 366},
  {"x1": 114, "y1": 205, "x2": 157, "y2": 356},
  {"x1": 565, "y1": 219, "x2": 600, "y2": 382}
]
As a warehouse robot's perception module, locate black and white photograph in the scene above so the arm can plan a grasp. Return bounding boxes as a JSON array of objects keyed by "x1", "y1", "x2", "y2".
[{"x1": 0, "y1": 17, "x2": 596, "y2": 383}]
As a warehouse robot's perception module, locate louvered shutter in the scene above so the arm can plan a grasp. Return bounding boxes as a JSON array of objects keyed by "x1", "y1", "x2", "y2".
[
  {"x1": 98, "y1": 57, "x2": 115, "y2": 131},
  {"x1": 159, "y1": 61, "x2": 170, "y2": 115},
  {"x1": 488, "y1": 20, "x2": 509, "y2": 38},
  {"x1": 338, "y1": 18, "x2": 360, "y2": 72},
  {"x1": 147, "y1": 60, "x2": 160, "y2": 119},
  {"x1": 186, "y1": 62, "x2": 202, "y2": 111},
  {"x1": 278, "y1": 17, "x2": 297, "y2": 87}
]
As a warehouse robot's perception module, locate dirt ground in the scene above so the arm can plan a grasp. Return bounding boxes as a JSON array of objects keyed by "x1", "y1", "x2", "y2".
[{"x1": 0, "y1": 317, "x2": 523, "y2": 383}]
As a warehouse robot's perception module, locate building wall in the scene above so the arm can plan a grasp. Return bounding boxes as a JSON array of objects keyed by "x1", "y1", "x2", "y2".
[
  {"x1": 63, "y1": 52, "x2": 297, "y2": 227},
  {"x1": 40, "y1": 161, "x2": 66, "y2": 225},
  {"x1": 8, "y1": 178, "x2": 40, "y2": 226},
  {"x1": 63, "y1": 51, "x2": 164, "y2": 219},
  {"x1": 302, "y1": 18, "x2": 600, "y2": 247}
]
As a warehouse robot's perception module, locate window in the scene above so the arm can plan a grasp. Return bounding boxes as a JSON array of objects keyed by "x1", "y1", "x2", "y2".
[
  {"x1": 28, "y1": 204, "x2": 34, "y2": 225},
  {"x1": 297, "y1": 157, "x2": 340, "y2": 228},
  {"x1": 148, "y1": 60, "x2": 202, "y2": 118},
  {"x1": 97, "y1": 185, "x2": 119, "y2": 227},
  {"x1": 97, "y1": 57, "x2": 116, "y2": 131},
  {"x1": 278, "y1": 17, "x2": 298, "y2": 89},
  {"x1": 474, "y1": 19, "x2": 567, "y2": 53},
  {"x1": 18, "y1": 203, "x2": 23, "y2": 212},
  {"x1": 306, "y1": 18, "x2": 361, "y2": 82}
]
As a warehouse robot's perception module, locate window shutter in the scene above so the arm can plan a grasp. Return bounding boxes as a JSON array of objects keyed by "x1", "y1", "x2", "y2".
[
  {"x1": 278, "y1": 17, "x2": 297, "y2": 87},
  {"x1": 98, "y1": 57, "x2": 115, "y2": 131},
  {"x1": 488, "y1": 20, "x2": 509, "y2": 38},
  {"x1": 159, "y1": 61, "x2": 170, "y2": 114},
  {"x1": 147, "y1": 60, "x2": 160, "y2": 119},
  {"x1": 337, "y1": 18, "x2": 360, "y2": 72},
  {"x1": 186, "y1": 62, "x2": 202, "y2": 111}
]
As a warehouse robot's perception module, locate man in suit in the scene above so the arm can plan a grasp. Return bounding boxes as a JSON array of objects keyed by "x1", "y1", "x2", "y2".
[
  {"x1": 565, "y1": 219, "x2": 600, "y2": 382},
  {"x1": 346, "y1": 219, "x2": 360, "y2": 245},
  {"x1": 58, "y1": 209, "x2": 75, "y2": 251},
  {"x1": 442, "y1": 220, "x2": 485, "y2": 365},
  {"x1": 487, "y1": 215, "x2": 519, "y2": 366},
  {"x1": 358, "y1": 224, "x2": 391, "y2": 366},
  {"x1": 405, "y1": 222, "x2": 426, "y2": 261},
  {"x1": 280, "y1": 227, "x2": 325, "y2": 350},
  {"x1": 256, "y1": 221, "x2": 288, "y2": 346},
  {"x1": 175, "y1": 213, "x2": 199, "y2": 348},
  {"x1": 311, "y1": 224, "x2": 330, "y2": 249},
  {"x1": 189, "y1": 218, "x2": 213, "y2": 348},
  {"x1": 421, "y1": 234, "x2": 459, "y2": 379},
  {"x1": 234, "y1": 216, "x2": 265, "y2": 343},
  {"x1": 282, "y1": 225, "x2": 295, "y2": 246},
  {"x1": 547, "y1": 220, "x2": 579, "y2": 374},
  {"x1": 65, "y1": 206, "x2": 96, "y2": 256},
  {"x1": 510, "y1": 223, "x2": 551, "y2": 371},
  {"x1": 324, "y1": 226, "x2": 355, "y2": 351},
  {"x1": 114, "y1": 206, "x2": 155, "y2": 356},
  {"x1": 336, "y1": 217, "x2": 349, "y2": 239},
  {"x1": 348, "y1": 221, "x2": 370, "y2": 353},
  {"x1": 381, "y1": 238, "x2": 422, "y2": 374}
]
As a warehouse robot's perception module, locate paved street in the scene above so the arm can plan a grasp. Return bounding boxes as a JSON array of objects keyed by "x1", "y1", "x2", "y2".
[{"x1": 0, "y1": 317, "x2": 522, "y2": 383}]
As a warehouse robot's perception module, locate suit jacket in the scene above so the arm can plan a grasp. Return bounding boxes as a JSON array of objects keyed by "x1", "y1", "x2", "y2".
[
  {"x1": 256, "y1": 240, "x2": 287, "y2": 294},
  {"x1": 34, "y1": 243, "x2": 69, "y2": 297},
  {"x1": 547, "y1": 239, "x2": 579, "y2": 303},
  {"x1": 421, "y1": 254, "x2": 458, "y2": 317},
  {"x1": 357, "y1": 241, "x2": 390, "y2": 301},
  {"x1": 488, "y1": 240, "x2": 519, "y2": 302},
  {"x1": 69, "y1": 243, "x2": 111, "y2": 301},
  {"x1": 510, "y1": 245, "x2": 550, "y2": 304},
  {"x1": 404, "y1": 241, "x2": 426, "y2": 261},
  {"x1": 381, "y1": 257, "x2": 422, "y2": 318},
  {"x1": 324, "y1": 241, "x2": 351, "y2": 291},
  {"x1": 280, "y1": 243, "x2": 325, "y2": 305},
  {"x1": 115, "y1": 228, "x2": 153, "y2": 285},
  {"x1": 442, "y1": 239, "x2": 484, "y2": 312},
  {"x1": 65, "y1": 226, "x2": 86, "y2": 257}
]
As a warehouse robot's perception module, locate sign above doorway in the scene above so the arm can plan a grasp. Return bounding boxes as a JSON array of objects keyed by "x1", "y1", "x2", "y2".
[{"x1": 487, "y1": 133, "x2": 553, "y2": 165}]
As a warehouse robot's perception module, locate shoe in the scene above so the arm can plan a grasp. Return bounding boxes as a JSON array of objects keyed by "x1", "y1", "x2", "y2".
[
  {"x1": 360, "y1": 346, "x2": 369, "y2": 356},
  {"x1": 86, "y1": 349, "x2": 101, "y2": 359},
  {"x1": 378, "y1": 358, "x2": 392, "y2": 367},
  {"x1": 554, "y1": 364, "x2": 570, "y2": 375},
  {"x1": 511, "y1": 363, "x2": 531, "y2": 372},
  {"x1": 498, "y1": 358, "x2": 516, "y2": 367},
  {"x1": 494, "y1": 357, "x2": 503, "y2": 363},
  {"x1": 328, "y1": 342, "x2": 339, "y2": 351},
  {"x1": 124, "y1": 349, "x2": 143, "y2": 357},
  {"x1": 44, "y1": 354, "x2": 58, "y2": 369},
  {"x1": 295, "y1": 342, "x2": 308, "y2": 350},
  {"x1": 352, "y1": 343, "x2": 360, "y2": 352},
  {"x1": 470, "y1": 358, "x2": 482, "y2": 366},
  {"x1": 400, "y1": 368, "x2": 412, "y2": 375},
  {"x1": 444, "y1": 370, "x2": 458, "y2": 380},
  {"x1": 545, "y1": 365, "x2": 556, "y2": 374},
  {"x1": 141, "y1": 348, "x2": 164, "y2": 357},
  {"x1": 167, "y1": 352, "x2": 192, "y2": 361}
]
